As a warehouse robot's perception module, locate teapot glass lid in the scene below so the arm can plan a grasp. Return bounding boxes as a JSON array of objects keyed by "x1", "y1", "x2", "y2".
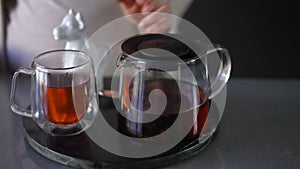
[{"x1": 121, "y1": 34, "x2": 205, "y2": 62}]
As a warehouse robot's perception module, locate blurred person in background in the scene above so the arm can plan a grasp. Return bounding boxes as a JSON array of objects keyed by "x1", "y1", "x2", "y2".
[{"x1": 0, "y1": 0, "x2": 193, "y2": 72}]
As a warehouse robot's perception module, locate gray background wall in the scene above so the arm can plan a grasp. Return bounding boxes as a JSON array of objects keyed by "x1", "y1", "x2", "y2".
[{"x1": 183, "y1": 0, "x2": 299, "y2": 78}]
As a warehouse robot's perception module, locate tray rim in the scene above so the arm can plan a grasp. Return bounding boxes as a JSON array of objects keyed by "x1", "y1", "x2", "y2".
[{"x1": 25, "y1": 128, "x2": 214, "y2": 169}]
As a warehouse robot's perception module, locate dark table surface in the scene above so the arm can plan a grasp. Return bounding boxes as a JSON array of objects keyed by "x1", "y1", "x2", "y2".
[{"x1": 1, "y1": 72, "x2": 300, "y2": 169}]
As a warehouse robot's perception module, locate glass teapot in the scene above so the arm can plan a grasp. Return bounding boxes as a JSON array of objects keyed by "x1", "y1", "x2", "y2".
[{"x1": 97, "y1": 33, "x2": 231, "y2": 148}]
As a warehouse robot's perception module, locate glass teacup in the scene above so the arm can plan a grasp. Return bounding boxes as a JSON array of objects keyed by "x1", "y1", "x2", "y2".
[{"x1": 10, "y1": 50, "x2": 98, "y2": 136}]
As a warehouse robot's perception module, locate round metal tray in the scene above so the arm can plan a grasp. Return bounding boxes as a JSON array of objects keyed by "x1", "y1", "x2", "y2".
[{"x1": 23, "y1": 96, "x2": 217, "y2": 169}]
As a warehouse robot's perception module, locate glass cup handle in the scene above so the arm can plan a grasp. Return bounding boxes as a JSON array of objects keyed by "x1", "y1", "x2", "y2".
[
  {"x1": 10, "y1": 68, "x2": 33, "y2": 118},
  {"x1": 207, "y1": 44, "x2": 232, "y2": 99}
]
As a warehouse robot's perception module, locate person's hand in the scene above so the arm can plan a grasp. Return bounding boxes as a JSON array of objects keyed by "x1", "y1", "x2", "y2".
[{"x1": 118, "y1": 0, "x2": 172, "y2": 33}]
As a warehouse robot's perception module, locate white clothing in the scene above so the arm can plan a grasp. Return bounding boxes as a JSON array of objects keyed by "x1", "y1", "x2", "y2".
[{"x1": 1, "y1": 0, "x2": 193, "y2": 70}]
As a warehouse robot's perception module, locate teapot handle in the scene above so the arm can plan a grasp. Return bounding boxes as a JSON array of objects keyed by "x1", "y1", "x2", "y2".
[{"x1": 207, "y1": 44, "x2": 231, "y2": 99}]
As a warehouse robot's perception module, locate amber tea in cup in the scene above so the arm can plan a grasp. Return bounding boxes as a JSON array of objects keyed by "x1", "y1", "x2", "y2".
[{"x1": 40, "y1": 76, "x2": 90, "y2": 125}]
